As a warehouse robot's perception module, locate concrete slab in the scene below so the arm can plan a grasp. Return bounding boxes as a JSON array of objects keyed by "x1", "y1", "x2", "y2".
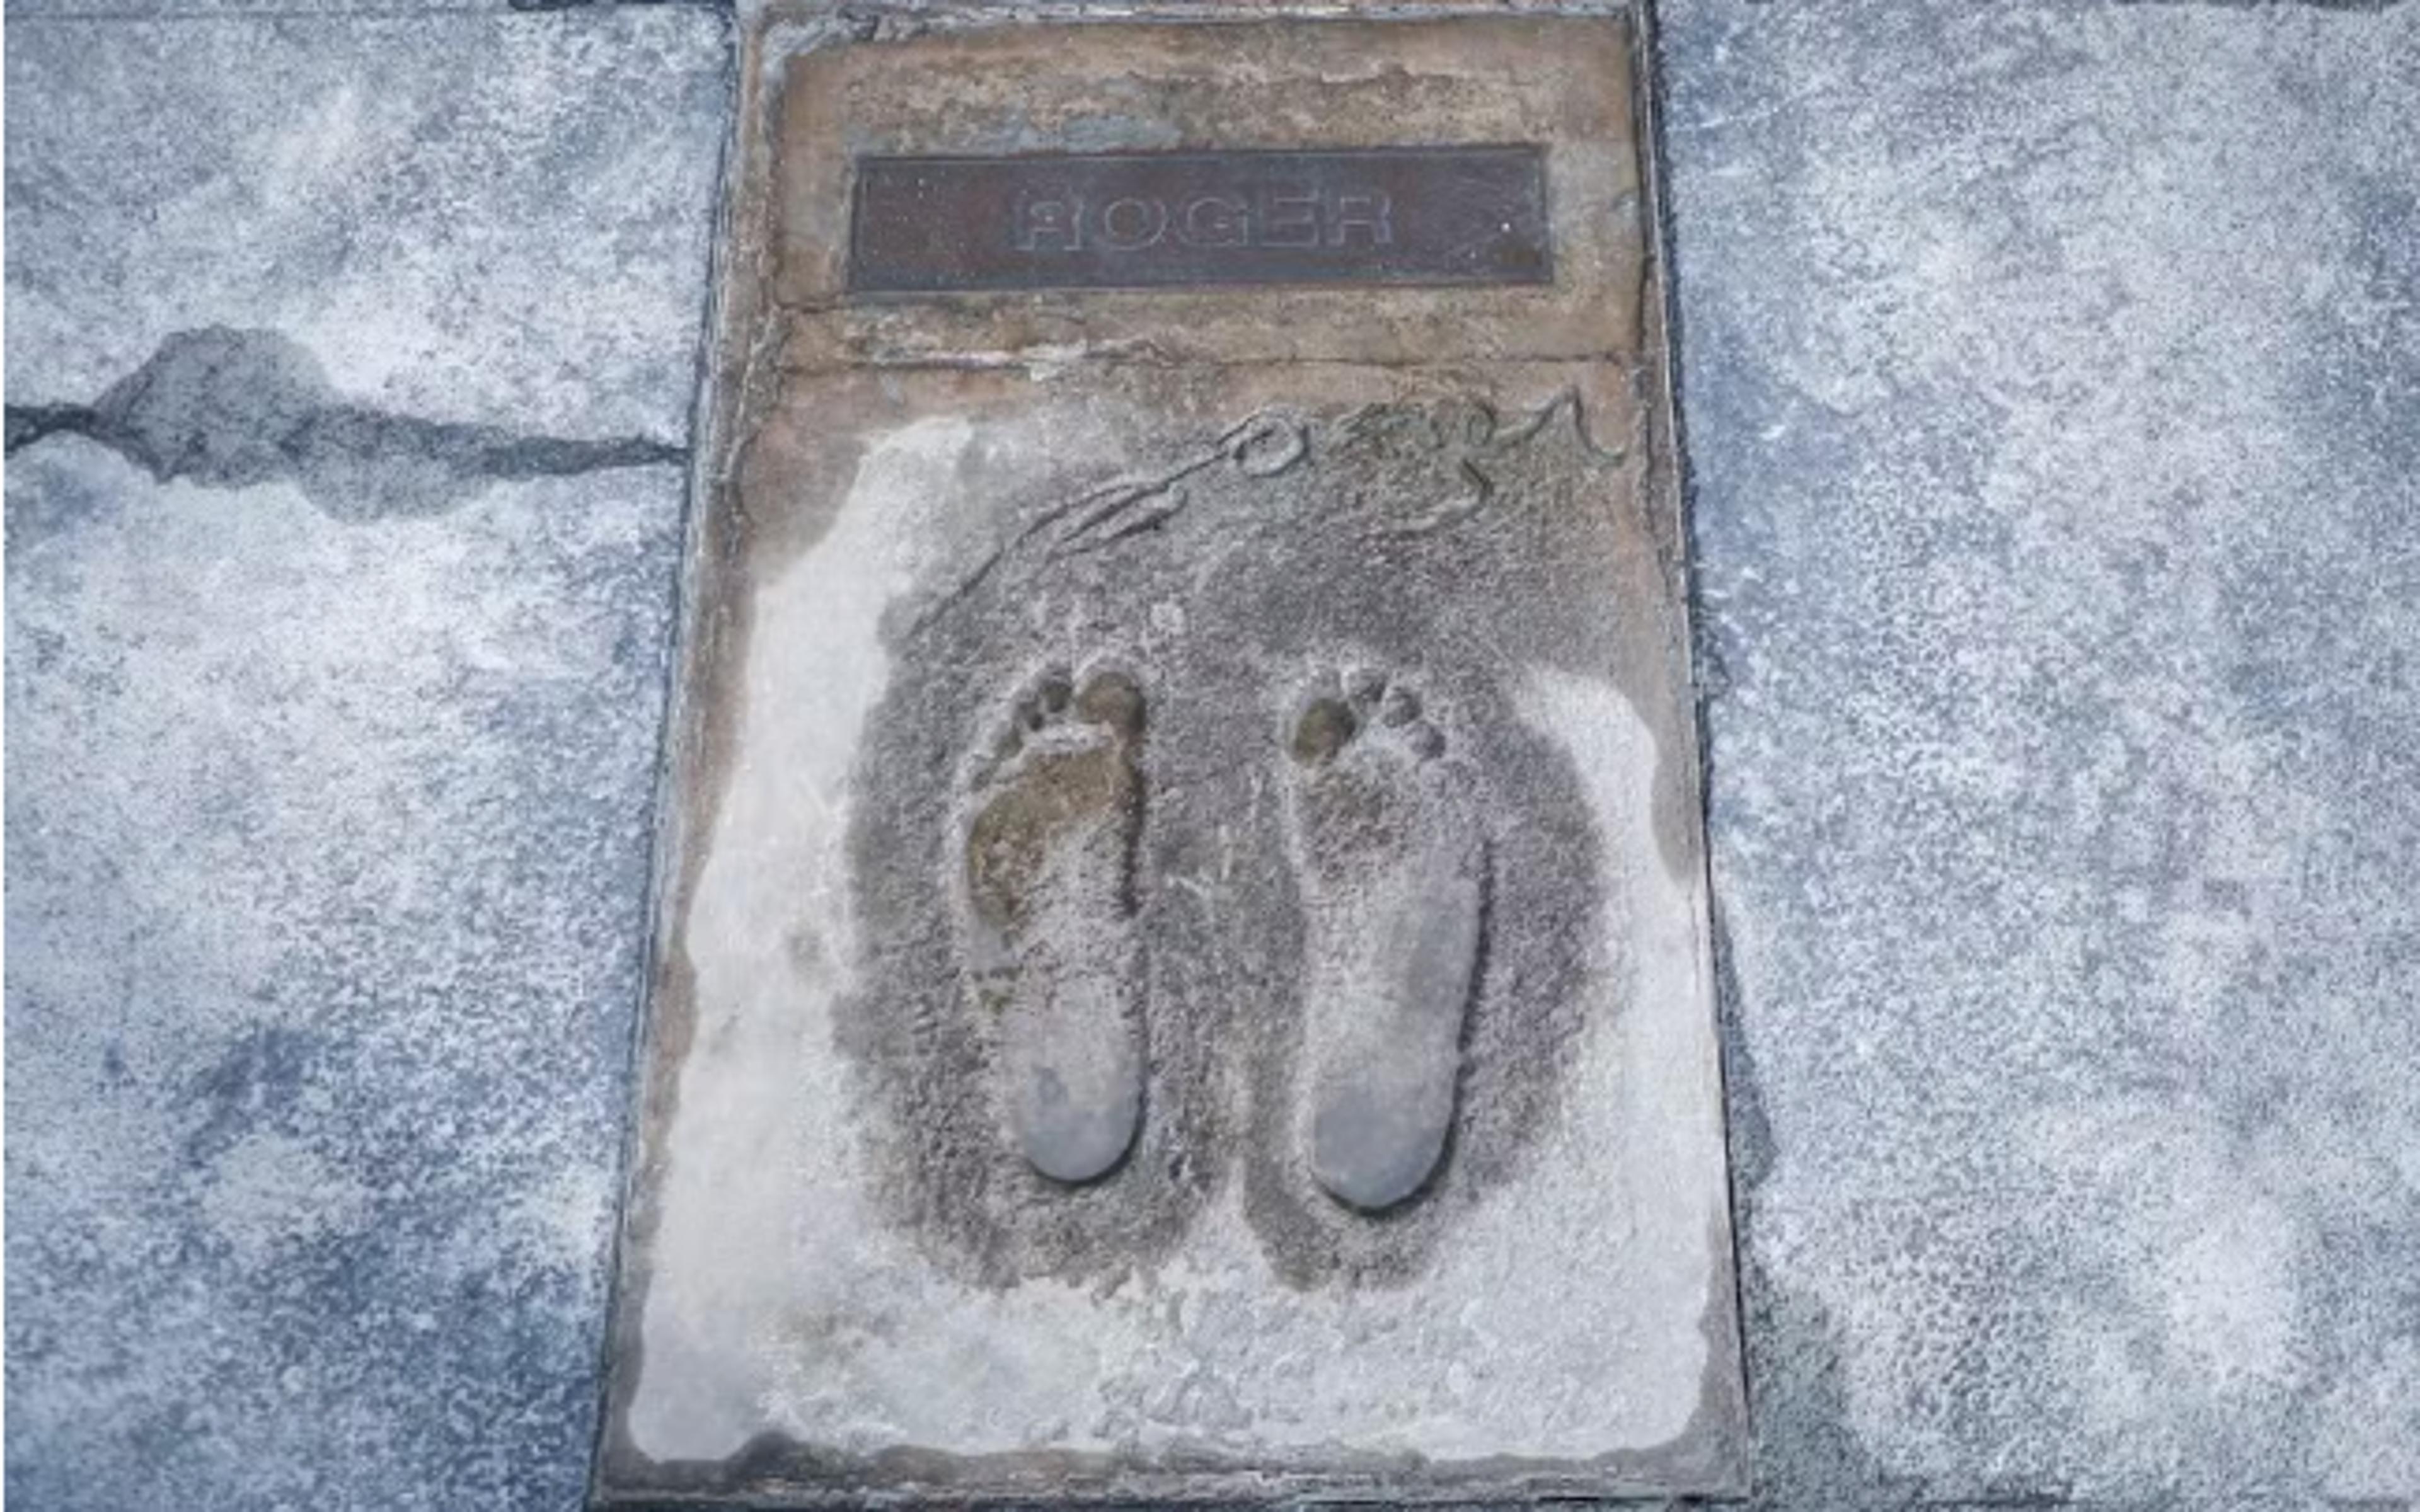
[
  {"x1": 2, "y1": 0, "x2": 609, "y2": 22},
  {"x1": 2, "y1": 11, "x2": 729, "y2": 1509},
  {"x1": 599, "y1": 13, "x2": 1744, "y2": 1504},
  {"x1": 1660, "y1": 0, "x2": 2420, "y2": 1502}
]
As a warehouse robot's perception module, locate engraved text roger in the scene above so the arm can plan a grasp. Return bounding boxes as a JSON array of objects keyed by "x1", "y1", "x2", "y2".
[{"x1": 848, "y1": 147, "x2": 1551, "y2": 294}]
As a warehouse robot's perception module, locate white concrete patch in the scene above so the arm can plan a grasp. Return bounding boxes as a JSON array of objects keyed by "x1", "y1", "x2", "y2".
[{"x1": 622, "y1": 427, "x2": 1736, "y2": 1478}]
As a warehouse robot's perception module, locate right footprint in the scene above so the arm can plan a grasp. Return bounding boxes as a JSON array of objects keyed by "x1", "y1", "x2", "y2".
[{"x1": 1284, "y1": 669, "x2": 1487, "y2": 1214}]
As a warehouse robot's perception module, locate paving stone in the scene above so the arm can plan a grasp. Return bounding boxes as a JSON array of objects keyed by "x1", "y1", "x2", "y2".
[
  {"x1": 2, "y1": 11, "x2": 730, "y2": 1509},
  {"x1": 597, "y1": 14, "x2": 1744, "y2": 1504},
  {"x1": 1661, "y1": 1, "x2": 2420, "y2": 1502},
  {"x1": 4, "y1": 14, "x2": 722, "y2": 438},
  {"x1": 1, "y1": 0, "x2": 659, "y2": 23}
]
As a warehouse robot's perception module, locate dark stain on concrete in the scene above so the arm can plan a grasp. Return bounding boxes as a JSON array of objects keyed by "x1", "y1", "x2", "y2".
[
  {"x1": 180, "y1": 1025, "x2": 321, "y2": 1166},
  {"x1": 4, "y1": 327, "x2": 684, "y2": 522}
]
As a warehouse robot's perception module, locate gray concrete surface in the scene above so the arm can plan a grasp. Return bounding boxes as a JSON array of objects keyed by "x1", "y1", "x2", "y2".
[
  {"x1": 1661, "y1": 1, "x2": 2420, "y2": 1503},
  {"x1": 3, "y1": 11, "x2": 730, "y2": 1509},
  {"x1": 7, "y1": 0, "x2": 2417, "y2": 1506},
  {"x1": 3, "y1": 0, "x2": 627, "y2": 21}
]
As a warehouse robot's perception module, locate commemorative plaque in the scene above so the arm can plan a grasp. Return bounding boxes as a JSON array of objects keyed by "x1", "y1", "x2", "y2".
[
  {"x1": 849, "y1": 147, "x2": 1553, "y2": 292},
  {"x1": 598, "y1": 13, "x2": 1744, "y2": 1505}
]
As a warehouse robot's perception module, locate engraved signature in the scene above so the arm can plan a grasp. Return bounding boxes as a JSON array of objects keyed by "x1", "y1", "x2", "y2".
[{"x1": 909, "y1": 389, "x2": 1623, "y2": 634}]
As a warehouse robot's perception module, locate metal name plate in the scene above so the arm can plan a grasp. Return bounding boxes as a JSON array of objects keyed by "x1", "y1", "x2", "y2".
[{"x1": 848, "y1": 146, "x2": 1552, "y2": 294}]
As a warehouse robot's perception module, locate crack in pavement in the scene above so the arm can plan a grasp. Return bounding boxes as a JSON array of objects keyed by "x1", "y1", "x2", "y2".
[{"x1": 4, "y1": 326, "x2": 687, "y2": 522}]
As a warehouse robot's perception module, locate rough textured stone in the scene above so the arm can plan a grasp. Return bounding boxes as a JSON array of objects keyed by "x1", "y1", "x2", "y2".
[
  {"x1": 3, "y1": 11, "x2": 730, "y2": 1509},
  {"x1": 1, "y1": 0, "x2": 644, "y2": 23},
  {"x1": 14, "y1": 0, "x2": 2415, "y2": 1503},
  {"x1": 601, "y1": 14, "x2": 1743, "y2": 1503},
  {"x1": 1661, "y1": 1, "x2": 2420, "y2": 1503}
]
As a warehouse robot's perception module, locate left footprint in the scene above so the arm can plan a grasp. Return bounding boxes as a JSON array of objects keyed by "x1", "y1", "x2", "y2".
[{"x1": 961, "y1": 667, "x2": 1148, "y2": 1184}]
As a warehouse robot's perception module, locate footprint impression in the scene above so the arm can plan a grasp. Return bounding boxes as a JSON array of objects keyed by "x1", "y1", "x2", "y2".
[
  {"x1": 1284, "y1": 668, "x2": 1487, "y2": 1213},
  {"x1": 960, "y1": 667, "x2": 1150, "y2": 1185}
]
